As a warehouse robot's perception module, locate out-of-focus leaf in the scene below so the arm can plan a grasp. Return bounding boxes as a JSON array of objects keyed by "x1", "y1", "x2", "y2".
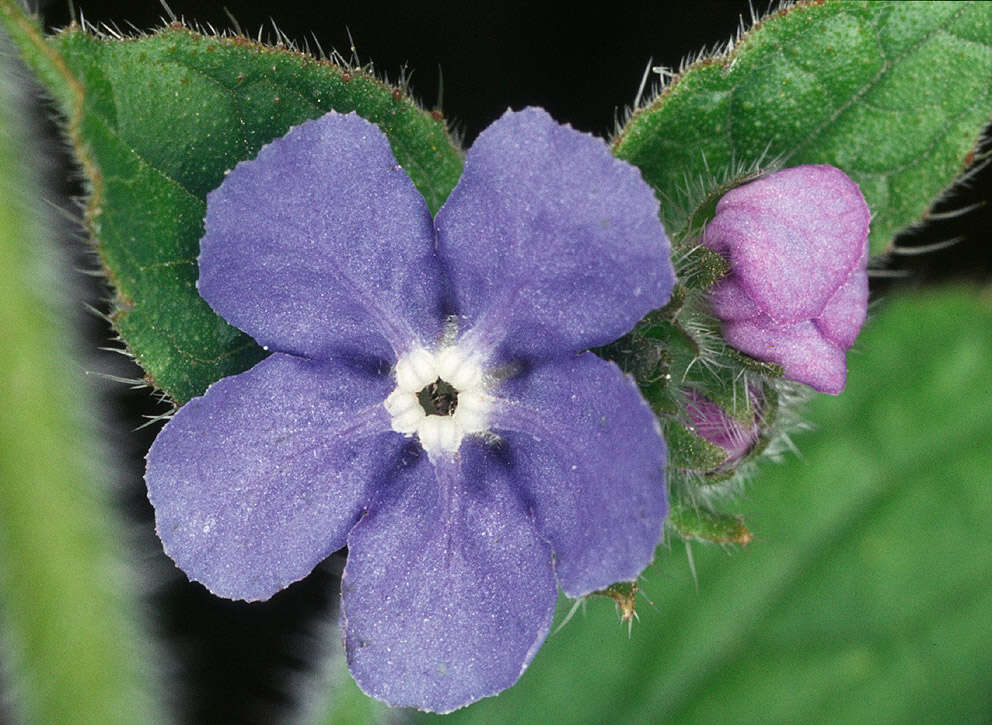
[
  {"x1": 614, "y1": 1, "x2": 992, "y2": 254},
  {"x1": 414, "y1": 286, "x2": 992, "y2": 723},
  {"x1": 0, "y1": 30, "x2": 163, "y2": 724},
  {"x1": 300, "y1": 651, "x2": 389, "y2": 725},
  {"x1": 0, "y1": 0, "x2": 463, "y2": 403}
]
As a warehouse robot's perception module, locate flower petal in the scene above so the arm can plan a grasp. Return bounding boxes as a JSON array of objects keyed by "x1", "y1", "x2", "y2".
[
  {"x1": 708, "y1": 276, "x2": 763, "y2": 322},
  {"x1": 703, "y1": 165, "x2": 869, "y2": 324},
  {"x1": 489, "y1": 352, "x2": 667, "y2": 596},
  {"x1": 436, "y1": 107, "x2": 673, "y2": 361},
  {"x1": 199, "y1": 112, "x2": 443, "y2": 361},
  {"x1": 146, "y1": 353, "x2": 399, "y2": 601},
  {"x1": 342, "y1": 451, "x2": 557, "y2": 713},
  {"x1": 816, "y1": 246, "x2": 869, "y2": 349},
  {"x1": 723, "y1": 318, "x2": 848, "y2": 394}
]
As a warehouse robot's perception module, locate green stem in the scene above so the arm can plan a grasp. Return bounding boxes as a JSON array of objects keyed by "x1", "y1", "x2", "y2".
[{"x1": 0, "y1": 24, "x2": 164, "y2": 725}]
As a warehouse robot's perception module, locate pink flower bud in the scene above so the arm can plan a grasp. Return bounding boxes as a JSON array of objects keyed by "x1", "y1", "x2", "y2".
[
  {"x1": 703, "y1": 165, "x2": 870, "y2": 394},
  {"x1": 683, "y1": 387, "x2": 763, "y2": 472}
]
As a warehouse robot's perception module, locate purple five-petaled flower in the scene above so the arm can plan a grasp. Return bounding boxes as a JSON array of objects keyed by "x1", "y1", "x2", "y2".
[
  {"x1": 703, "y1": 165, "x2": 870, "y2": 394},
  {"x1": 145, "y1": 108, "x2": 674, "y2": 712}
]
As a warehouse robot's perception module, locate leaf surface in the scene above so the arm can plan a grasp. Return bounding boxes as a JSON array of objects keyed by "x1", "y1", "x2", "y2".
[
  {"x1": 614, "y1": 1, "x2": 992, "y2": 254},
  {"x1": 0, "y1": 1, "x2": 463, "y2": 402}
]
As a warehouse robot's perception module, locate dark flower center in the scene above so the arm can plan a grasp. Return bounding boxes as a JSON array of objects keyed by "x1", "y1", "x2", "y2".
[{"x1": 417, "y1": 378, "x2": 459, "y2": 416}]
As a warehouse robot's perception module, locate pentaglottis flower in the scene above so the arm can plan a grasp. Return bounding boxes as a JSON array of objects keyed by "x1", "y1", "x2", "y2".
[{"x1": 145, "y1": 108, "x2": 674, "y2": 712}]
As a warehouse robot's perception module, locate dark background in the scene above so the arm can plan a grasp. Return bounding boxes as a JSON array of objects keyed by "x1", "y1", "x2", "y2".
[{"x1": 25, "y1": 1, "x2": 992, "y2": 723}]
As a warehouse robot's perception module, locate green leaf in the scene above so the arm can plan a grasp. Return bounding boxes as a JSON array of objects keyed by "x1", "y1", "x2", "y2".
[
  {"x1": 614, "y1": 0, "x2": 992, "y2": 254},
  {"x1": 412, "y1": 285, "x2": 992, "y2": 723},
  {"x1": 0, "y1": 34, "x2": 163, "y2": 723},
  {"x1": 0, "y1": 0, "x2": 463, "y2": 403}
]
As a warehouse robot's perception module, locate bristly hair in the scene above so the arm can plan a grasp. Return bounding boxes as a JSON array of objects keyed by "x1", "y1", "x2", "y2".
[
  {"x1": 611, "y1": 0, "x2": 798, "y2": 141},
  {"x1": 61, "y1": 3, "x2": 451, "y2": 144},
  {"x1": 659, "y1": 144, "x2": 784, "y2": 246}
]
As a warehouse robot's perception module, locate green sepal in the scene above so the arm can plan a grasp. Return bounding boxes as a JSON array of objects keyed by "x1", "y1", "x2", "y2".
[
  {"x1": 640, "y1": 315, "x2": 697, "y2": 357},
  {"x1": 0, "y1": 1, "x2": 463, "y2": 404},
  {"x1": 591, "y1": 581, "x2": 641, "y2": 627},
  {"x1": 664, "y1": 420, "x2": 730, "y2": 472},
  {"x1": 674, "y1": 246, "x2": 730, "y2": 291},
  {"x1": 667, "y1": 504, "x2": 754, "y2": 546},
  {"x1": 724, "y1": 347, "x2": 785, "y2": 378}
]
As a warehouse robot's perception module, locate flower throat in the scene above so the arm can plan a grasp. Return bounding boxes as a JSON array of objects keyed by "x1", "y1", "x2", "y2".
[{"x1": 418, "y1": 378, "x2": 459, "y2": 416}]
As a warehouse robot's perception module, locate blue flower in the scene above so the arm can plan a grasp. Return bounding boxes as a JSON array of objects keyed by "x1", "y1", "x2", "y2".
[{"x1": 146, "y1": 108, "x2": 674, "y2": 712}]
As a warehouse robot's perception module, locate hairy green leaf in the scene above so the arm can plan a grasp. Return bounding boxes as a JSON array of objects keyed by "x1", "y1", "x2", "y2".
[
  {"x1": 614, "y1": 0, "x2": 992, "y2": 254},
  {"x1": 0, "y1": 0, "x2": 463, "y2": 403},
  {"x1": 414, "y1": 286, "x2": 992, "y2": 723}
]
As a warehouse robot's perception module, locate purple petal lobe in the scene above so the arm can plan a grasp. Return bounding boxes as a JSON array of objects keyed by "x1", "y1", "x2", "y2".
[
  {"x1": 708, "y1": 277, "x2": 763, "y2": 322},
  {"x1": 436, "y1": 107, "x2": 674, "y2": 361},
  {"x1": 723, "y1": 318, "x2": 848, "y2": 394},
  {"x1": 146, "y1": 353, "x2": 398, "y2": 601},
  {"x1": 342, "y1": 451, "x2": 557, "y2": 713},
  {"x1": 816, "y1": 246, "x2": 869, "y2": 348},
  {"x1": 199, "y1": 112, "x2": 443, "y2": 360},
  {"x1": 704, "y1": 165, "x2": 869, "y2": 323},
  {"x1": 490, "y1": 352, "x2": 667, "y2": 596}
]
